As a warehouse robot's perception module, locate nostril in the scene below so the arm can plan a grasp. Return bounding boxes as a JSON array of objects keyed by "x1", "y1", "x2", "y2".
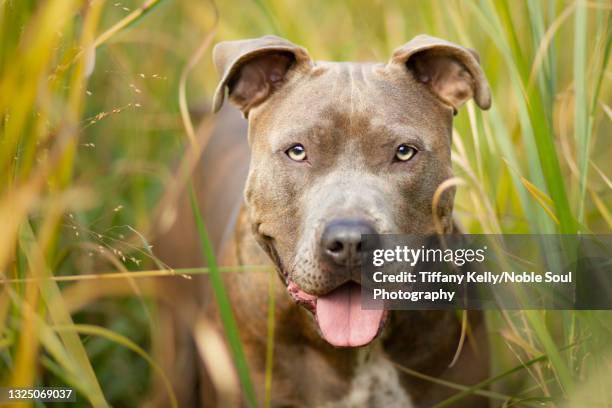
[
  {"x1": 327, "y1": 240, "x2": 344, "y2": 253},
  {"x1": 320, "y1": 218, "x2": 377, "y2": 266}
]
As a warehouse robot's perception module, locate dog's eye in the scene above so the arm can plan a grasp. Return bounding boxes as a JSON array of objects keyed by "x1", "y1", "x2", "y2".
[
  {"x1": 395, "y1": 144, "x2": 417, "y2": 162},
  {"x1": 286, "y1": 144, "x2": 307, "y2": 161}
]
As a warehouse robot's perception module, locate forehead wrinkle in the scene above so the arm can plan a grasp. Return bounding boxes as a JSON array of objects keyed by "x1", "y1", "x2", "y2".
[
  {"x1": 348, "y1": 64, "x2": 369, "y2": 128},
  {"x1": 256, "y1": 61, "x2": 439, "y2": 151},
  {"x1": 329, "y1": 64, "x2": 341, "y2": 108},
  {"x1": 348, "y1": 64, "x2": 355, "y2": 125}
]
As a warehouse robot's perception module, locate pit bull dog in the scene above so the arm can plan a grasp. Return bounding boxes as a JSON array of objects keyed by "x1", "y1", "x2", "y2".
[{"x1": 155, "y1": 34, "x2": 492, "y2": 407}]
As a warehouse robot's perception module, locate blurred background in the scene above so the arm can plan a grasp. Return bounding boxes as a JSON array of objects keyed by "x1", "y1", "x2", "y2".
[{"x1": 0, "y1": 0, "x2": 610, "y2": 406}]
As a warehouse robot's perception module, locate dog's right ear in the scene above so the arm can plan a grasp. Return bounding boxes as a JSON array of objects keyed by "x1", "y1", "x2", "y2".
[{"x1": 212, "y1": 35, "x2": 312, "y2": 116}]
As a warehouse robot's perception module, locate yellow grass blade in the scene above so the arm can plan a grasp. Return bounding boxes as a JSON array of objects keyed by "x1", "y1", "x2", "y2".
[{"x1": 520, "y1": 176, "x2": 559, "y2": 225}]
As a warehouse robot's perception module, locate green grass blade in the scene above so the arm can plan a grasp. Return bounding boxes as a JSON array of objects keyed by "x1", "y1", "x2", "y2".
[
  {"x1": 93, "y1": 0, "x2": 168, "y2": 49},
  {"x1": 482, "y1": 0, "x2": 576, "y2": 234},
  {"x1": 525, "y1": 311, "x2": 574, "y2": 396},
  {"x1": 433, "y1": 339, "x2": 583, "y2": 407},
  {"x1": 19, "y1": 221, "x2": 109, "y2": 407},
  {"x1": 392, "y1": 362, "x2": 537, "y2": 406},
  {"x1": 188, "y1": 184, "x2": 258, "y2": 408},
  {"x1": 264, "y1": 268, "x2": 276, "y2": 408},
  {"x1": 574, "y1": 0, "x2": 588, "y2": 222},
  {"x1": 52, "y1": 324, "x2": 178, "y2": 408}
]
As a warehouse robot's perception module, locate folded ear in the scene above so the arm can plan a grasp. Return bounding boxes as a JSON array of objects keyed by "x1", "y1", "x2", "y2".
[
  {"x1": 212, "y1": 35, "x2": 312, "y2": 115},
  {"x1": 389, "y1": 35, "x2": 491, "y2": 112}
]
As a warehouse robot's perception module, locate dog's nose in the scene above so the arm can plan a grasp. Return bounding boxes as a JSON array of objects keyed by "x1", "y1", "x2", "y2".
[{"x1": 321, "y1": 219, "x2": 377, "y2": 266}]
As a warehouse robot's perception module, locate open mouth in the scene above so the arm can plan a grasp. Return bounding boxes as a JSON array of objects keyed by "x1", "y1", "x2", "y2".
[{"x1": 287, "y1": 279, "x2": 387, "y2": 347}]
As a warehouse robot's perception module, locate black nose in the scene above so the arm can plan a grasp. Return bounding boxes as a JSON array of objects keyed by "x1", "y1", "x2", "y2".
[{"x1": 321, "y1": 219, "x2": 377, "y2": 266}]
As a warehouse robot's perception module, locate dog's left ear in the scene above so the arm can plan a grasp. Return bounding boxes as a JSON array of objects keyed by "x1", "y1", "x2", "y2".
[
  {"x1": 390, "y1": 35, "x2": 491, "y2": 112},
  {"x1": 212, "y1": 35, "x2": 312, "y2": 116}
]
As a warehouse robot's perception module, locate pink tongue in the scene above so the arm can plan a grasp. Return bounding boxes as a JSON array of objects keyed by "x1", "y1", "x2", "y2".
[{"x1": 316, "y1": 283, "x2": 384, "y2": 347}]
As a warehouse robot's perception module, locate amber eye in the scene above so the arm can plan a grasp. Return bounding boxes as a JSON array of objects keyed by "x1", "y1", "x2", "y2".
[
  {"x1": 286, "y1": 144, "x2": 307, "y2": 161},
  {"x1": 395, "y1": 144, "x2": 417, "y2": 162}
]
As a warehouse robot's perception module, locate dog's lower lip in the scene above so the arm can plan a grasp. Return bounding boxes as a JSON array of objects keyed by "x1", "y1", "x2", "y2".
[{"x1": 286, "y1": 279, "x2": 317, "y2": 311}]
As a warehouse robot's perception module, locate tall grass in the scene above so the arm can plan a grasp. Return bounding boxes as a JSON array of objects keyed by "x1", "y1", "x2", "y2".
[{"x1": 0, "y1": 0, "x2": 610, "y2": 407}]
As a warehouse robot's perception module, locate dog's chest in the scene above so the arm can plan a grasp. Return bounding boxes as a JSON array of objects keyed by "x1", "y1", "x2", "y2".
[{"x1": 323, "y1": 351, "x2": 414, "y2": 408}]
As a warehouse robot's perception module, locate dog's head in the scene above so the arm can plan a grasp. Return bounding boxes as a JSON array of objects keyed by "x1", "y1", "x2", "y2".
[{"x1": 213, "y1": 35, "x2": 490, "y2": 347}]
